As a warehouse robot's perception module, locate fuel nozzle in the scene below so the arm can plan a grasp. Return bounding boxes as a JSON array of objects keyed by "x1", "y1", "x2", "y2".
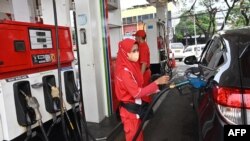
[
  {"x1": 73, "y1": 90, "x2": 81, "y2": 102},
  {"x1": 47, "y1": 83, "x2": 61, "y2": 111},
  {"x1": 168, "y1": 67, "x2": 206, "y2": 89},
  {"x1": 20, "y1": 90, "x2": 42, "y2": 121},
  {"x1": 186, "y1": 74, "x2": 206, "y2": 88},
  {"x1": 20, "y1": 90, "x2": 49, "y2": 141},
  {"x1": 47, "y1": 83, "x2": 60, "y2": 98}
]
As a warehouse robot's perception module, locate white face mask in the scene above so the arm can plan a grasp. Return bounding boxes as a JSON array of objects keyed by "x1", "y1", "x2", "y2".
[{"x1": 128, "y1": 52, "x2": 139, "y2": 62}]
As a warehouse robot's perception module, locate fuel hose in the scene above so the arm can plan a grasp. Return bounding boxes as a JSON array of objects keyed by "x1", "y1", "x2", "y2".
[{"x1": 132, "y1": 81, "x2": 190, "y2": 141}]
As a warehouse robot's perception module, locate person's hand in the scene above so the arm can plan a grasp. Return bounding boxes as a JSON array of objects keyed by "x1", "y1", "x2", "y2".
[{"x1": 154, "y1": 75, "x2": 170, "y2": 85}]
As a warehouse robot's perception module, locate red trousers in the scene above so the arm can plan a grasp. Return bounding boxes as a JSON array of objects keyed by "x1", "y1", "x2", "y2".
[{"x1": 121, "y1": 116, "x2": 143, "y2": 141}]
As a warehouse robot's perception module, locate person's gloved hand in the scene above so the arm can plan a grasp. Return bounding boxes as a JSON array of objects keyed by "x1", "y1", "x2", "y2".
[{"x1": 154, "y1": 75, "x2": 170, "y2": 85}]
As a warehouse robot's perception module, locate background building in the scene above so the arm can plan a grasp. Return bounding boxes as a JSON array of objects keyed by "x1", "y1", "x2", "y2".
[{"x1": 121, "y1": 4, "x2": 156, "y2": 39}]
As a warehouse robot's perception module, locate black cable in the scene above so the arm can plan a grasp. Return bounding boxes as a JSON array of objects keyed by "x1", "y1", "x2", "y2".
[
  {"x1": 72, "y1": 105, "x2": 83, "y2": 141},
  {"x1": 47, "y1": 115, "x2": 61, "y2": 137},
  {"x1": 79, "y1": 118, "x2": 96, "y2": 141},
  {"x1": 24, "y1": 126, "x2": 32, "y2": 141},
  {"x1": 24, "y1": 135, "x2": 31, "y2": 141},
  {"x1": 63, "y1": 107, "x2": 78, "y2": 141},
  {"x1": 51, "y1": 0, "x2": 69, "y2": 141},
  {"x1": 39, "y1": 121, "x2": 49, "y2": 141},
  {"x1": 24, "y1": 127, "x2": 47, "y2": 141}
]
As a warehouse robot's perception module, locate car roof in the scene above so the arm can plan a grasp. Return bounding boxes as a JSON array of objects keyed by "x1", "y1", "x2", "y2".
[
  {"x1": 186, "y1": 44, "x2": 206, "y2": 49},
  {"x1": 219, "y1": 26, "x2": 250, "y2": 36},
  {"x1": 170, "y1": 42, "x2": 184, "y2": 47}
]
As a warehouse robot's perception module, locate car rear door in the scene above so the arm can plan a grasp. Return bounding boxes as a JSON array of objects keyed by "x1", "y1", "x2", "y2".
[
  {"x1": 239, "y1": 43, "x2": 250, "y2": 124},
  {"x1": 196, "y1": 36, "x2": 226, "y2": 140}
]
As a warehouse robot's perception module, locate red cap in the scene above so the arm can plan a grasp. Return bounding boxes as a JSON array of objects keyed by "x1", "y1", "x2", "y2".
[{"x1": 132, "y1": 30, "x2": 146, "y2": 37}]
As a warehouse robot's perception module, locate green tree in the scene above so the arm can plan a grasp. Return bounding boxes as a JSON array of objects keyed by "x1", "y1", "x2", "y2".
[
  {"x1": 175, "y1": 0, "x2": 247, "y2": 42},
  {"x1": 175, "y1": 0, "x2": 219, "y2": 42},
  {"x1": 228, "y1": 0, "x2": 250, "y2": 28},
  {"x1": 175, "y1": 12, "x2": 211, "y2": 41}
]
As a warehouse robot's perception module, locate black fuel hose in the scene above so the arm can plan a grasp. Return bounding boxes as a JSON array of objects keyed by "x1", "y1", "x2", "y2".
[
  {"x1": 24, "y1": 127, "x2": 32, "y2": 141},
  {"x1": 132, "y1": 81, "x2": 190, "y2": 141},
  {"x1": 72, "y1": 105, "x2": 83, "y2": 141},
  {"x1": 47, "y1": 115, "x2": 61, "y2": 137},
  {"x1": 23, "y1": 127, "x2": 48, "y2": 141},
  {"x1": 52, "y1": 0, "x2": 69, "y2": 140},
  {"x1": 39, "y1": 121, "x2": 49, "y2": 141},
  {"x1": 79, "y1": 118, "x2": 96, "y2": 141}
]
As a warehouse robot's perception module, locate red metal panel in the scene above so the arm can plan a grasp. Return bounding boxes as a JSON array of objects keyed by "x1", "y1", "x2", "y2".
[
  {"x1": 58, "y1": 28, "x2": 74, "y2": 63},
  {"x1": 0, "y1": 25, "x2": 31, "y2": 73},
  {"x1": 0, "y1": 20, "x2": 74, "y2": 79}
]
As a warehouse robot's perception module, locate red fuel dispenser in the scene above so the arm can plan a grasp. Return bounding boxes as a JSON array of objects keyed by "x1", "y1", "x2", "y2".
[
  {"x1": 0, "y1": 20, "x2": 74, "y2": 79},
  {"x1": 0, "y1": 20, "x2": 75, "y2": 140}
]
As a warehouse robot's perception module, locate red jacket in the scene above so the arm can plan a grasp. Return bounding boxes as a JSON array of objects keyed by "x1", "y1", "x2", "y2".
[{"x1": 115, "y1": 68, "x2": 158, "y2": 119}]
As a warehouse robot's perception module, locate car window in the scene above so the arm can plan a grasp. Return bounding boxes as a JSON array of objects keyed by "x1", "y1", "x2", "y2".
[
  {"x1": 170, "y1": 43, "x2": 184, "y2": 49},
  {"x1": 184, "y1": 48, "x2": 192, "y2": 52},
  {"x1": 200, "y1": 37, "x2": 224, "y2": 68}
]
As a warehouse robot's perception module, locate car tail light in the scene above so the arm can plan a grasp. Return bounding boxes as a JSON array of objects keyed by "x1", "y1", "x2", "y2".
[{"x1": 213, "y1": 86, "x2": 250, "y2": 124}]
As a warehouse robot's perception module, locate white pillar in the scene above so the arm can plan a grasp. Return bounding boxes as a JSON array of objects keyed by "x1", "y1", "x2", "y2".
[
  {"x1": 0, "y1": 114, "x2": 3, "y2": 141},
  {"x1": 74, "y1": 0, "x2": 108, "y2": 123},
  {"x1": 0, "y1": 0, "x2": 12, "y2": 13},
  {"x1": 156, "y1": 6, "x2": 166, "y2": 20},
  {"x1": 41, "y1": 0, "x2": 71, "y2": 26},
  {"x1": 11, "y1": 0, "x2": 34, "y2": 22}
]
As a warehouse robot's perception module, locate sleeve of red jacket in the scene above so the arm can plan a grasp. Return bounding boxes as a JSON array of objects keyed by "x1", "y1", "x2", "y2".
[{"x1": 121, "y1": 70, "x2": 159, "y2": 99}]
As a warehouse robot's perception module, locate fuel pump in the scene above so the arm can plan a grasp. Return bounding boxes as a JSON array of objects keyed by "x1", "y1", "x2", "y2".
[
  {"x1": 13, "y1": 81, "x2": 49, "y2": 141},
  {"x1": 0, "y1": 20, "x2": 74, "y2": 140},
  {"x1": 132, "y1": 67, "x2": 207, "y2": 141},
  {"x1": 143, "y1": 19, "x2": 174, "y2": 77},
  {"x1": 157, "y1": 20, "x2": 175, "y2": 77}
]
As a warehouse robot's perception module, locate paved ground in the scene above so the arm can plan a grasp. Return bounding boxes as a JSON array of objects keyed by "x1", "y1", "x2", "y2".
[
  {"x1": 144, "y1": 87, "x2": 198, "y2": 141},
  {"x1": 143, "y1": 61, "x2": 199, "y2": 141}
]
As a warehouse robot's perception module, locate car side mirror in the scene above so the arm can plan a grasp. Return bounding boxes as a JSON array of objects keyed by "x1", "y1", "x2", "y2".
[{"x1": 184, "y1": 55, "x2": 198, "y2": 65}]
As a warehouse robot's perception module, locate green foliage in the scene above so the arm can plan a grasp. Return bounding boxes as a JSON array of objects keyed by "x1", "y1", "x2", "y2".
[
  {"x1": 228, "y1": 0, "x2": 250, "y2": 28},
  {"x1": 196, "y1": 13, "x2": 211, "y2": 34},
  {"x1": 175, "y1": 0, "x2": 249, "y2": 41},
  {"x1": 175, "y1": 12, "x2": 211, "y2": 41},
  {"x1": 175, "y1": 14, "x2": 193, "y2": 40}
]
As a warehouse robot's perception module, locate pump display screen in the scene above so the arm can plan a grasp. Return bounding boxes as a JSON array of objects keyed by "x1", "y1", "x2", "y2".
[{"x1": 29, "y1": 29, "x2": 52, "y2": 49}]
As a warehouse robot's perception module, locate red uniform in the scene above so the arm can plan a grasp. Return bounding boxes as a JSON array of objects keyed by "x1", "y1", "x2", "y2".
[
  {"x1": 138, "y1": 42, "x2": 151, "y2": 87},
  {"x1": 115, "y1": 39, "x2": 159, "y2": 141},
  {"x1": 138, "y1": 42, "x2": 152, "y2": 103}
]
